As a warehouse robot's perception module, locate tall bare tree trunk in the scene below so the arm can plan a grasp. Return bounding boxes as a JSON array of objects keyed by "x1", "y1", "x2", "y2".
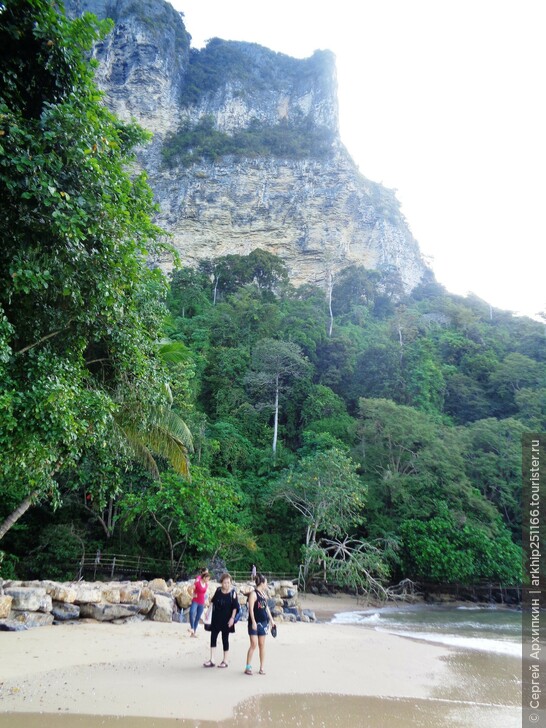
[
  {"x1": 328, "y1": 270, "x2": 334, "y2": 337},
  {"x1": 0, "y1": 491, "x2": 39, "y2": 541},
  {"x1": 272, "y1": 376, "x2": 279, "y2": 456}
]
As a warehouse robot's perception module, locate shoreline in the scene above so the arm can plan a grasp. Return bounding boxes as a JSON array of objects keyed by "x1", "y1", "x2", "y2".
[{"x1": 0, "y1": 594, "x2": 521, "y2": 726}]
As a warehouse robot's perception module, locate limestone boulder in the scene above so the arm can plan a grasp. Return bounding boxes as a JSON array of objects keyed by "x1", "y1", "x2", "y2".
[
  {"x1": 79, "y1": 603, "x2": 141, "y2": 621},
  {"x1": 120, "y1": 586, "x2": 142, "y2": 605},
  {"x1": 73, "y1": 584, "x2": 104, "y2": 604},
  {"x1": 148, "y1": 578, "x2": 169, "y2": 592},
  {"x1": 149, "y1": 593, "x2": 174, "y2": 622},
  {"x1": 280, "y1": 587, "x2": 297, "y2": 599},
  {"x1": 112, "y1": 613, "x2": 146, "y2": 625},
  {"x1": 51, "y1": 601, "x2": 81, "y2": 621},
  {"x1": 174, "y1": 584, "x2": 193, "y2": 609},
  {"x1": 137, "y1": 587, "x2": 155, "y2": 615},
  {"x1": 0, "y1": 595, "x2": 13, "y2": 619},
  {"x1": 47, "y1": 584, "x2": 77, "y2": 603},
  {"x1": 10, "y1": 610, "x2": 54, "y2": 628},
  {"x1": 283, "y1": 605, "x2": 300, "y2": 619},
  {"x1": 302, "y1": 609, "x2": 316, "y2": 622},
  {"x1": 0, "y1": 619, "x2": 28, "y2": 631},
  {"x1": 4, "y1": 586, "x2": 47, "y2": 612},
  {"x1": 102, "y1": 587, "x2": 121, "y2": 604},
  {"x1": 282, "y1": 612, "x2": 298, "y2": 623},
  {"x1": 38, "y1": 594, "x2": 53, "y2": 613}
]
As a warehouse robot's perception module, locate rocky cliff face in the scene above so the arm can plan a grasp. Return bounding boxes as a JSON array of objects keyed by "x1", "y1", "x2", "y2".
[{"x1": 66, "y1": 0, "x2": 428, "y2": 291}]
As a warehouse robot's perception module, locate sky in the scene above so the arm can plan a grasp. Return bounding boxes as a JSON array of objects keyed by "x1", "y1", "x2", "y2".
[{"x1": 170, "y1": 0, "x2": 545, "y2": 319}]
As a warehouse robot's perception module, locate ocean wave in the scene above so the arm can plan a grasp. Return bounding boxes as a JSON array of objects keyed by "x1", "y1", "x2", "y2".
[
  {"x1": 377, "y1": 629, "x2": 521, "y2": 657},
  {"x1": 331, "y1": 610, "x2": 382, "y2": 625}
]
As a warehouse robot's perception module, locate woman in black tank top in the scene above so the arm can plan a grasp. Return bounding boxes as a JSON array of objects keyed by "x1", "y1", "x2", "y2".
[{"x1": 245, "y1": 573, "x2": 276, "y2": 675}]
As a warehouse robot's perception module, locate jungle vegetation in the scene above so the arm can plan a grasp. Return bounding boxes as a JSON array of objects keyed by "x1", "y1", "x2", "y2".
[{"x1": 1, "y1": 1, "x2": 542, "y2": 593}]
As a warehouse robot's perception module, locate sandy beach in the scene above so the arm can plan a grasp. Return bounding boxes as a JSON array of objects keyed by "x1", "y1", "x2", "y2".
[{"x1": 0, "y1": 593, "x2": 521, "y2": 727}]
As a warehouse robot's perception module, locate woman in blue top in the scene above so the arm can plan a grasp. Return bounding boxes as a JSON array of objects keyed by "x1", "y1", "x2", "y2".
[{"x1": 245, "y1": 573, "x2": 276, "y2": 675}]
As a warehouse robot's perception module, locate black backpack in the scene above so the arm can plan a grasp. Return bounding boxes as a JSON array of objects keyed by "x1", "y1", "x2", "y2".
[{"x1": 232, "y1": 589, "x2": 242, "y2": 623}]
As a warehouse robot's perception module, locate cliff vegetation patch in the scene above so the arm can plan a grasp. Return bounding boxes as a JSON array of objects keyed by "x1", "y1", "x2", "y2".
[
  {"x1": 180, "y1": 39, "x2": 304, "y2": 107},
  {"x1": 162, "y1": 115, "x2": 334, "y2": 168}
]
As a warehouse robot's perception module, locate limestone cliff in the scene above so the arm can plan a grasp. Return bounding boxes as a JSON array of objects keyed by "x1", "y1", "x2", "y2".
[{"x1": 65, "y1": 0, "x2": 429, "y2": 290}]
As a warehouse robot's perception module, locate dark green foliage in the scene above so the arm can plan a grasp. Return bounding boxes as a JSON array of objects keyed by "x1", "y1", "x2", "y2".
[
  {"x1": 461, "y1": 417, "x2": 527, "y2": 540},
  {"x1": 142, "y1": 255, "x2": 542, "y2": 586},
  {"x1": 179, "y1": 38, "x2": 331, "y2": 109},
  {"x1": 443, "y1": 371, "x2": 491, "y2": 423},
  {"x1": 19, "y1": 524, "x2": 84, "y2": 581},
  {"x1": 180, "y1": 40, "x2": 255, "y2": 106},
  {"x1": 162, "y1": 115, "x2": 334, "y2": 168},
  {"x1": 110, "y1": 0, "x2": 190, "y2": 47},
  {"x1": 199, "y1": 249, "x2": 290, "y2": 302},
  {"x1": 0, "y1": 550, "x2": 19, "y2": 579},
  {"x1": 3, "y1": 230, "x2": 543, "y2": 584},
  {"x1": 0, "y1": 5, "x2": 542, "y2": 586},
  {"x1": 0, "y1": 0, "x2": 184, "y2": 545},
  {"x1": 400, "y1": 508, "x2": 521, "y2": 584}
]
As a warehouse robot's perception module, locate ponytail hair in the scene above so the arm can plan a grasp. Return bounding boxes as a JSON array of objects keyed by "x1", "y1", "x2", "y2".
[{"x1": 254, "y1": 573, "x2": 267, "y2": 587}]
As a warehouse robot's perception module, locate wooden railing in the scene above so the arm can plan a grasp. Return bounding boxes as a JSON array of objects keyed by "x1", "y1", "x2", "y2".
[
  {"x1": 75, "y1": 556, "x2": 299, "y2": 585},
  {"x1": 76, "y1": 553, "x2": 174, "y2": 581},
  {"x1": 229, "y1": 570, "x2": 298, "y2": 585}
]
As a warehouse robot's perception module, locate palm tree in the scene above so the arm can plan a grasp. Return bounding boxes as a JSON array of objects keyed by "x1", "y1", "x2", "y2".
[
  {"x1": 114, "y1": 402, "x2": 193, "y2": 479},
  {"x1": 0, "y1": 343, "x2": 194, "y2": 541}
]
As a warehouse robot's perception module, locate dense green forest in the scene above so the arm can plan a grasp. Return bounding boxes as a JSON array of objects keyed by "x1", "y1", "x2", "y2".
[{"x1": 1, "y1": 2, "x2": 543, "y2": 594}]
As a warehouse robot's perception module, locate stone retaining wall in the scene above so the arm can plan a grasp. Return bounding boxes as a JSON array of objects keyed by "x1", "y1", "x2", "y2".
[{"x1": 0, "y1": 578, "x2": 316, "y2": 631}]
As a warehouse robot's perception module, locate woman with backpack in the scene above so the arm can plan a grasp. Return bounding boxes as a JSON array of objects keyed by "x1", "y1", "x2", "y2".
[
  {"x1": 245, "y1": 573, "x2": 276, "y2": 675},
  {"x1": 203, "y1": 573, "x2": 239, "y2": 669}
]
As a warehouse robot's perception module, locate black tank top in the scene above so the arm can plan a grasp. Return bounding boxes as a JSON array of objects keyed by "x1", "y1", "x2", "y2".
[{"x1": 253, "y1": 589, "x2": 269, "y2": 623}]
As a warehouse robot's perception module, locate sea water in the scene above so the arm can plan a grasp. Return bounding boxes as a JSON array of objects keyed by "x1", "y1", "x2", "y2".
[{"x1": 331, "y1": 603, "x2": 522, "y2": 657}]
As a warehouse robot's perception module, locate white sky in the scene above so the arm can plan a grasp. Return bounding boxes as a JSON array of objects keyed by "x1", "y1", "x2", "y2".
[{"x1": 170, "y1": 0, "x2": 545, "y2": 318}]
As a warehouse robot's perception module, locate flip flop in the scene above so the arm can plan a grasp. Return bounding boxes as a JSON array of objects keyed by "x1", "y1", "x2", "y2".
[
  {"x1": 203, "y1": 660, "x2": 215, "y2": 668},
  {"x1": 259, "y1": 669, "x2": 266, "y2": 675},
  {"x1": 217, "y1": 661, "x2": 229, "y2": 668},
  {"x1": 244, "y1": 667, "x2": 253, "y2": 675}
]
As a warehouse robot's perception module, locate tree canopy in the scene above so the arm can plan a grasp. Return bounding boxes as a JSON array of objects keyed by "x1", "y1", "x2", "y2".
[
  {"x1": 0, "y1": 2, "x2": 540, "y2": 593},
  {"x1": 0, "y1": 0, "x2": 185, "y2": 540}
]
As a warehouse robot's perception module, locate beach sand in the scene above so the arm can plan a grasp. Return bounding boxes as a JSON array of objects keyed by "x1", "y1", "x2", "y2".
[{"x1": 0, "y1": 593, "x2": 521, "y2": 727}]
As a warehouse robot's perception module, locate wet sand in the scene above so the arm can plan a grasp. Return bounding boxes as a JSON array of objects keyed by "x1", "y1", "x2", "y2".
[{"x1": 0, "y1": 593, "x2": 521, "y2": 727}]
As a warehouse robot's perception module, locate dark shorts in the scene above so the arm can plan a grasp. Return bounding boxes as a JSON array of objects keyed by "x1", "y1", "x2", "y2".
[{"x1": 248, "y1": 620, "x2": 269, "y2": 637}]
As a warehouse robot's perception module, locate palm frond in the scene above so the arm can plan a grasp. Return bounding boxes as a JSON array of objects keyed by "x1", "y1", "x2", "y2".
[{"x1": 113, "y1": 404, "x2": 193, "y2": 479}]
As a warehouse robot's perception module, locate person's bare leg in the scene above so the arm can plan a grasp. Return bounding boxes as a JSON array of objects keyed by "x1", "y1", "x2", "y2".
[
  {"x1": 245, "y1": 635, "x2": 257, "y2": 673},
  {"x1": 258, "y1": 635, "x2": 266, "y2": 673}
]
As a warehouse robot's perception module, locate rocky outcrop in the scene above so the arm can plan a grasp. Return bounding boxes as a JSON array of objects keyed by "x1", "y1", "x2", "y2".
[
  {"x1": 155, "y1": 154, "x2": 424, "y2": 289},
  {"x1": 64, "y1": 0, "x2": 429, "y2": 292},
  {"x1": 68, "y1": 0, "x2": 191, "y2": 134},
  {"x1": 0, "y1": 578, "x2": 314, "y2": 630}
]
